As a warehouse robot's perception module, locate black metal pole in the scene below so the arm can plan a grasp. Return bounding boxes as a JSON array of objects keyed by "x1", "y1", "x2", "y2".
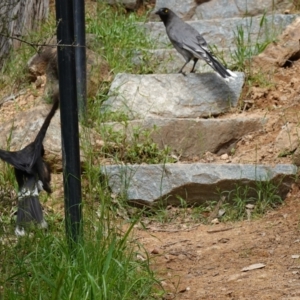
[
  {"x1": 73, "y1": 0, "x2": 87, "y2": 119},
  {"x1": 55, "y1": 0, "x2": 83, "y2": 244}
]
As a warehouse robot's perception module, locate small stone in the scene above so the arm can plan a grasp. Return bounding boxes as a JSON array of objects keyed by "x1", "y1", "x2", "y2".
[
  {"x1": 246, "y1": 204, "x2": 255, "y2": 209},
  {"x1": 136, "y1": 254, "x2": 146, "y2": 261},
  {"x1": 160, "y1": 281, "x2": 168, "y2": 287},
  {"x1": 178, "y1": 254, "x2": 186, "y2": 260},
  {"x1": 211, "y1": 218, "x2": 219, "y2": 224},
  {"x1": 151, "y1": 248, "x2": 160, "y2": 255},
  {"x1": 221, "y1": 153, "x2": 229, "y2": 160},
  {"x1": 291, "y1": 255, "x2": 300, "y2": 259},
  {"x1": 218, "y1": 209, "x2": 226, "y2": 217},
  {"x1": 242, "y1": 263, "x2": 266, "y2": 272}
]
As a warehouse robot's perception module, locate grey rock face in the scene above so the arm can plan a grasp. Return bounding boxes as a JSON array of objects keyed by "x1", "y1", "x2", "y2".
[
  {"x1": 103, "y1": 0, "x2": 141, "y2": 10},
  {"x1": 103, "y1": 72, "x2": 245, "y2": 119},
  {"x1": 152, "y1": 0, "x2": 199, "y2": 20},
  {"x1": 152, "y1": 0, "x2": 293, "y2": 21},
  {"x1": 0, "y1": 103, "x2": 101, "y2": 171},
  {"x1": 101, "y1": 163, "x2": 297, "y2": 205},
  {"x1": 106, "y1": 117, "x2": 265, "y2": 157},
  {"x1": 143, "y1": 14, "x2": 297, "y2": 49},
  {"x1": 195, "y1": 0, "x2": 293, "y2": 20}
]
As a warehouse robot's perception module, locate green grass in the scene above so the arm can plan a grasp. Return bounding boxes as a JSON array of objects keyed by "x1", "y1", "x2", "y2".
[
  {"x1": 86, "y1": 1, "x2": 154, "y2": 75},
  {"x1": 0, "y1": 3, "x2": 162, "y2": 295},
  {"x1": 0, "y1": 124, "x2": 158, "y2": 300},
  {"x1": 140, "y1": 178, "x2": 285, "y2": 225},
  {"x1": 0, "y1": 218, "x2": 156, "y2": 299}
]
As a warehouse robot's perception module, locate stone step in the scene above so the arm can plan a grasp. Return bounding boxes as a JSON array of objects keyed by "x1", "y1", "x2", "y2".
[
  {"x1": 141, "y1": 14, "x2": 298, "y2": 49},
  {"x1": 104, "y1": 116, "x2": 265, "y2": 158},
  {"x1": 103, "y1": 72, "x2": 245, "y2": 119},
  {"x1": 101, "y1": 163, "x2": 297, "y2": 206},
  {"x1": 152, "y1": 0, "x2": 293, "y2": 21}
]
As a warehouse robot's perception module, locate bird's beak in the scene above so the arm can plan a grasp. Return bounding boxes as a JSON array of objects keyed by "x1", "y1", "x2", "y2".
[{"x1": 155, "y1": 10, "x2": 159, "y2": 15}]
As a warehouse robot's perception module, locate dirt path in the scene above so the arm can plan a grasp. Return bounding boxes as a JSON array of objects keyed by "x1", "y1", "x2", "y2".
[{"x1": 135, "y1": 184, "x2": 300, "y2": 299}]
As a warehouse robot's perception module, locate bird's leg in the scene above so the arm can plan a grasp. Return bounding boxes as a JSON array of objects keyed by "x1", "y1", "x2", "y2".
[
  {"x1": 178, "y1": 61, "x2": 190, "y2": 76},
  {"x1": 190, "y1": 58, "x2": 198, "y2": 73}
]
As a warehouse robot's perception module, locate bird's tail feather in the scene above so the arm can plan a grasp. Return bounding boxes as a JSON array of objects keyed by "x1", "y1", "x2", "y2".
[
  {"x1": 205, "y1": 51, "x2": 236, "y2": 79},
  {"x1": 16, "y1": 196, "x2": 45, "y2": 225},
  {"x1": 30, "y1": 92, "x2": 59, "y2": 169}
]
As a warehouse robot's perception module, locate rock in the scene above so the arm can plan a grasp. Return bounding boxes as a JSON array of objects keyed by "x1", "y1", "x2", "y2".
[
  {"x1": 103, "y1": 0, "x2": 142, "y2": 10},
  {"x1": 195, "y1": 0, "x2": 293, "y2": 20},
  {"x1": 101, "y1": 163, "x2": 297, "y2": 206},
  {"x1": 221, "y1": 153, "x2": 229, "y2": 160},
  {"x1": 274, "y1": 123, "x2": 300, "y2": 155},
  {"x1": 103, "y1": 72, "x2": 245, "y2": 119},
  {"x1": 142, "y1": 14, "x2": 297, "y2": 49},
  {"x1": 211, "y1": 218, "x2": 219, "y2": 224},
  {"x1": 104, "y1": 116, "x2": 265, "y2": 158},
  {"x1": 27, "y1": 36, "x2": 111, "y2": 98},
  {"x1": 252, "y1": 17, "x2": 300, "y2": 74},
  {"x1": 242, "y1": 263, "x2": 266, "y2": 272},
  {"x1": 152, "y1": 0, "x2": 200, "y2": 20},
  {"x1": 152, "y1": 0, "x2": 293, "y2": 21},
  {"x1": 0, "y1": 102, "x2": 102, "y2": 171},
  {"x1": 246, "y1": 204, "x2": 255, "y2": 209},
  {"x1": 292, "y1": 147, "x2": 300, "y2": 166}
]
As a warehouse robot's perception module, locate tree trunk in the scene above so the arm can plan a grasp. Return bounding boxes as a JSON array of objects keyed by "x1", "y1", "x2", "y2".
[{"x1": 0, "y1": 0, "x2": 49, "y2": 68}]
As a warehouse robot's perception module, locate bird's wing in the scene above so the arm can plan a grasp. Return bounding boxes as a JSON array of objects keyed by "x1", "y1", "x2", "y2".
[
  {"x1": 0, "y1": 146, "x2": 35, "y2": 173},
  {"x1": 181, "y1": 30, "x2": 211, "y2": 58}
]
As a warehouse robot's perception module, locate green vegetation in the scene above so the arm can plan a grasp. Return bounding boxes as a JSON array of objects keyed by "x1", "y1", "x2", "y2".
[
  {"x1": 0, "y1": 2, "x2": 160, "y2": 299},
  {"x1": 0, "y1": 219, "x2": 156, "y2": 299},
  {"x1": 0, "y1": 2, "x2": 298, "y2": 299},
  {"x1": 142, "y1": 179, "x2": 284, "y2": 225},
  {"x1": 220, "y1": 180, "x2": 283, "y2": 221}
]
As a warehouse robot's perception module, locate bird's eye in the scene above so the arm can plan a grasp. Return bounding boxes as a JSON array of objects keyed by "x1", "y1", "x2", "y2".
[{"x1": 164, "y1": 9, "x2": 168, "y2": 13}]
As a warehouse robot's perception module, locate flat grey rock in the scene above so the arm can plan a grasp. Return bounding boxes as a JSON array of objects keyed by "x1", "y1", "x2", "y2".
[
  {"x1": 101, "y1": 163, "x2": 297, "y2": 206},
  {"x1": 142, "y1": 14, "x2": 298, "y2": 49},
  {"x1": 0, "y1": 103, "x2": 101, "y2": 171},
  {"x1": 106, "y1": 116, "x2": 265, "y2": 157},
  {"x1": 103, "y1": 72, "x2": 244, "y2": 119},
  {"x1": 152, "y1": 0, "x2": 293, "y2": 21},
  {"x1": 195, "y1": 0, "x2": 293, "y2": 20},
  {"x1": 103, "y1": 0, "x2": 140, "y2": 10},
  {"x1": 152, "y1": 0, "x2": 198, "y2": 20}
]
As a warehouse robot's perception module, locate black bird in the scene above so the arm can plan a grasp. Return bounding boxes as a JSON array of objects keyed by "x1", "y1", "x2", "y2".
[
  {"x1": 0, "y1": 95, "x2": 59, "y2": 236},
  {"x1": 155, "y1": 7, "x2": 236, "y2": 80}
]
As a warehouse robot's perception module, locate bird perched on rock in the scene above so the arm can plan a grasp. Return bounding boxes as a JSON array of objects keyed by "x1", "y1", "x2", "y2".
[
  {"x1": 0, "y1": 94, "x2": 59, "y2": 236},
  {"x1": 155, "y1": 7, "x2": 236, "y2": 80}
]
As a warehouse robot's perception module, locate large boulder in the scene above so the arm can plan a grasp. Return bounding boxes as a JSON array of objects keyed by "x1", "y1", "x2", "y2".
[
  {"x1": 101, "y1": 163, "x2": 297, "y2": 206},
  {"x1": 103, "y1": 72, "x2": 245, "y2": 119}
]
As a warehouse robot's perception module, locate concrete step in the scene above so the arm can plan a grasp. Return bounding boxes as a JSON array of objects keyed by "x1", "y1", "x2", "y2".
[{"x1": 101, "y1": 163, "x2": 297, "y2": 206}]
